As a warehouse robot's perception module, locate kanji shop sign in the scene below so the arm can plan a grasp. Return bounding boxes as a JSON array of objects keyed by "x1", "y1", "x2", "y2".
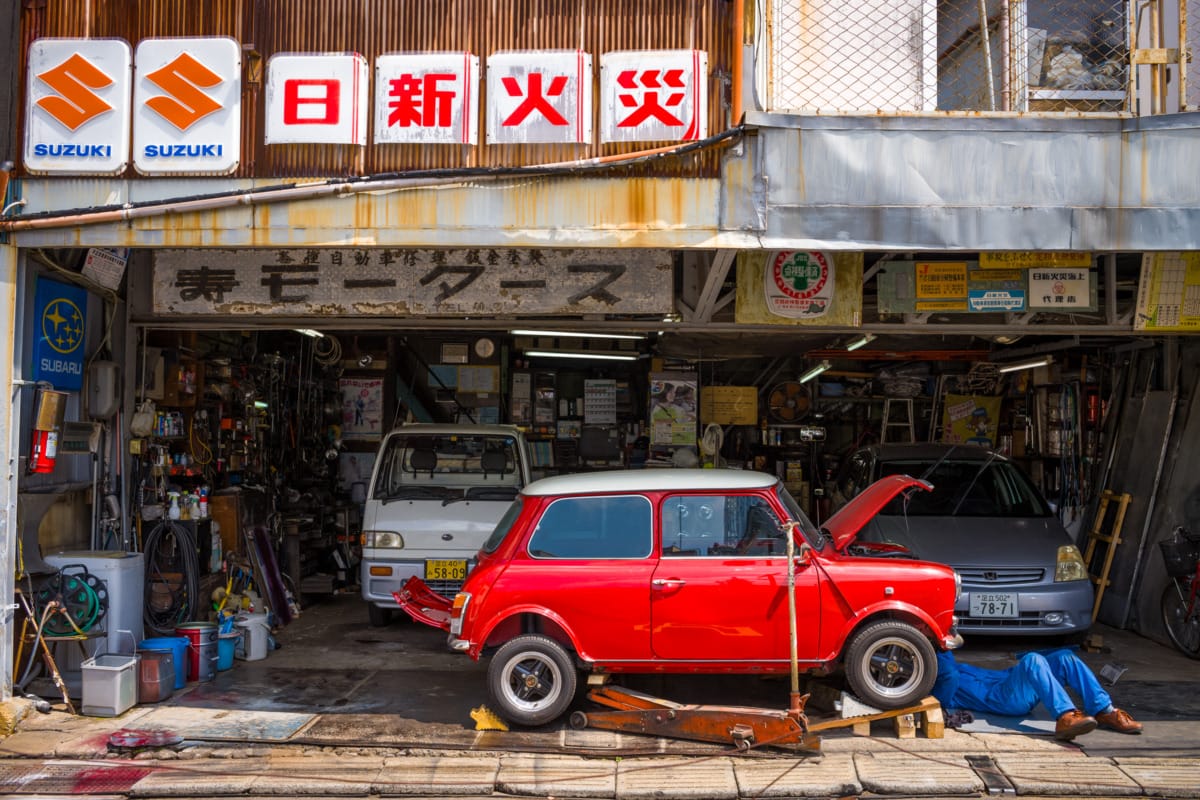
[
  {"x1": 151, "y1": 248, "x2": 672, "y2": 316},
  {"x1": 25, "y1": 37, "x2": 708, "y2": 174},
  {"x1": 487, "y1": 51, "x2": 592, "y2": 144},
  {"x1": 266, "y1": 53, "x2": 369, "y2": 144},
  {"x1": 600, "y1": 50, "x2": 707, "y2": 143},
  {"x1": 375, "y1": 53, "x2": 479, "y2": 144}
]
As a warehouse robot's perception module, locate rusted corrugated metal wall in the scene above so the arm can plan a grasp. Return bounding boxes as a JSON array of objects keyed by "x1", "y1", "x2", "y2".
[{"x1": 18, "y1": 0, "x2": 733, "y2": 178}]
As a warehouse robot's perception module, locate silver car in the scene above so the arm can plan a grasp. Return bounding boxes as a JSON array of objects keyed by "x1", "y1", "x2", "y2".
[{"x1": 836, "y1": 443, "x2": 1093, "y2": 638}]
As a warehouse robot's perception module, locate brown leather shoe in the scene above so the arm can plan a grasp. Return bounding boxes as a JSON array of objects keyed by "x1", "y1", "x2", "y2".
[
  {"x1": 1055, "y1": 709, "x2": 1097, "y2": 740},
  {"x1": 1096, "y1": 708, "x2": 1143, "y2": 734}
]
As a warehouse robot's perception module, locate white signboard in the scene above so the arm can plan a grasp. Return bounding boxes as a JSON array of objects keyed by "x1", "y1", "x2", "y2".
[
  {"x1": 486, "y1": 51, "x2": 592, "y2": 144},
  {"x1": 1028, "y1": 268, "x2": 1092, "y2": 310},
  {"x1": 82, "y1": 247, "x2": 129, "y2": 291},
  {"x1": 763, "y1": 251, "x2": 834, "y2": 318},
  {"x1": 600, "y1": 50, "x2": 708, "y2": 143},
  {"x1": 265, "y1": 53, "x2": 369, "y2": 144},
  {"x1": 151, "y1": 248, "x2": 672, "y2": 316},
  {"x1": 133, "y1": 37, "x2": 241, "y2": 174},
  {"x1": 24, "y1": 38, "x2": 132, "y2": 174},
  {"x1": 375, "y1": 53, "x2": 479, "y2": 144}
]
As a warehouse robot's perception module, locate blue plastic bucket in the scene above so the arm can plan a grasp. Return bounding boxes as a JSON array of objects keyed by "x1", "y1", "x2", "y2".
[
  {"x1": 217, "y1": 633, "x2": 239, "y2": 671},
  {"x1": 138, "y1": 637, "x2": 189, "y2": 690}
]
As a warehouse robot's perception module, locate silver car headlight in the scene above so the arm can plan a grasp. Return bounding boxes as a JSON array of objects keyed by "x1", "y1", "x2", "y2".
[
  {"x1": 363, "y1": 530, "x2": 405, "y2": 549},
  {"x1": 1055, "y1": 544, "x2": 1087, "y2": 582}
]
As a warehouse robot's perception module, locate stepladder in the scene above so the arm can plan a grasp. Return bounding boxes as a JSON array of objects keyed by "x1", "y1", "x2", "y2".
[
  {"x1": 881, "y1": 398, "x2": 915, "y2": 443},
  {"x1": 1083, "y1": 490, "x2": 1131, "y2": 621}
]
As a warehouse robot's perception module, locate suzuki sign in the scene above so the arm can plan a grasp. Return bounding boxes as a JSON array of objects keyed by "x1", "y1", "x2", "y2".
[
  {"x1": 25, "y1": 38, "x2": 132, "y2": 175},
  {"x1": 133, "y1": 37, "x2": 241, "y2": 174}
]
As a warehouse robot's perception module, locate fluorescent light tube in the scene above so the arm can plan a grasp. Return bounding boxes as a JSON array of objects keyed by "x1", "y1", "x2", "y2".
[
  {"x1": 798, "y1": 360, "x2": 832, "y2": 383},
  {"x1": 294, "y1": 328, "x2": 323, "y2": 338},
  {"x1": 996, "y1": 356, "x2": 1055, "y2": 374},
  {"x1": 510, "y1": 329, "x2": 644, "y2": 340},
  {"x1": 846, "y1": 333, "x2": 876, "y2": 351},
  {"x1": 524, "y1": 349, "x2": 639, "y2": 362}
]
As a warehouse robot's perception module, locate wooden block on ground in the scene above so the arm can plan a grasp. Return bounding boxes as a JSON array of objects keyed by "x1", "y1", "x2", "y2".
[
  {"x1": 893, "y1": 712, "x2": 917, "y2": 738},
  {"x1": 851, "y1": 719, "x2": 871, "y2": 736},
  {"x1": 923, "y1": 703, "x2": 945, "y2": 739}
]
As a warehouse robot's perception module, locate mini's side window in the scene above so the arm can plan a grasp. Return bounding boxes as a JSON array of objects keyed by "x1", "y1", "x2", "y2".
[
  {"x1": 661, "y1": 494, "x2": 785, "y2": 557},
  {"x1": 528, "y1": 496, "x2": 652, "y2": 559}
]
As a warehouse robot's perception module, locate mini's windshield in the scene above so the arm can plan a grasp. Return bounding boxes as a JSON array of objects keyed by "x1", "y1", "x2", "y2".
[
  {"x1": 481, "y1": 499, "x2": 525, "y2": 554},
  {"x1": 373, "y1": 433, "x2": 522, "y2": 501},
  {"x1": 876, "y1": 459, "x2": 1050, "y2": 518},
  {"x1": 775, "y1": 484, "x2": 826, "y2": 546}
]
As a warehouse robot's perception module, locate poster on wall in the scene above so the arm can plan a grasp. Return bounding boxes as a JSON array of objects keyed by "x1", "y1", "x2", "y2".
[
  {"x1": 649, "y1": 372, "x2": 697, "y2": 446},
  {"x1": 340, "y1": 377, "x2": 384, "y2": 439},
  {"x1": 735, "y1": 251, "x2": 862, "y2": 326},
  {"x1": 1134, "y1": 252, "x2": 1200, "y2": 331},
  {"x1": 32, "y1": 277, "x2": 88, "y2": 390},
  {"x1": 940, "y1": 394, "x2": 1003, "y2": 448}
]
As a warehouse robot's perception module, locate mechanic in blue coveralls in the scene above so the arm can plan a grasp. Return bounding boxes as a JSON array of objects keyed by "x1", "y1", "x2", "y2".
[{"x1": 933, "y1": 649, "x2": 1143, "y2": 740}]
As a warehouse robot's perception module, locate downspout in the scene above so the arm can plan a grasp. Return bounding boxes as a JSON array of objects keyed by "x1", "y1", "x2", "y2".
[
  {"x1": 0, "y1": 243, "x2": 17, "y2": 701},
  {"x1": 732, "y1": 0, "x2": 745, "y2": 123}
]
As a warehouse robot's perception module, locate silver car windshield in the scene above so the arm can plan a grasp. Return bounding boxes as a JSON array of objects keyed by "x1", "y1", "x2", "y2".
[{"x1": 876, "y1": 459, "x2": 1051, "y2": 518}]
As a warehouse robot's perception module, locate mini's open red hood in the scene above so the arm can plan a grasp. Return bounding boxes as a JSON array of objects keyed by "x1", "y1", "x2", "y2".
[{"x1": 822, "y1": 474, "x2": 932, "y2": 551}]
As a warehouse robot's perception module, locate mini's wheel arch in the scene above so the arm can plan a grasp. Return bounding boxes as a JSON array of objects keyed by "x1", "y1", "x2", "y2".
[
  {"x1": 837, "y1": 606, "x2": 941, "y2": 660},
  {"x1": 478, "y1": 609, "x2": 586, "y2": 664}
]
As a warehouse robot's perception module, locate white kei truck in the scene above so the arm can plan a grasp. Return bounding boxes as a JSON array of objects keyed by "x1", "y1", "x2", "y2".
[{"x1": 359, "y1": 423, "x2": 532, "y2": 626}]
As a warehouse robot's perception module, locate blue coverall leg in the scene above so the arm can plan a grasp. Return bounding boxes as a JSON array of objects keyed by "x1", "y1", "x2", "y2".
[{"x1": 984, "y1": 649, "x2": 1113, "y2": 718}]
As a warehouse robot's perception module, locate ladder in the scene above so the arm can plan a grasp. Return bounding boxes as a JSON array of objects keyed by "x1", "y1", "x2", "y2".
[
  {"x1": 1082, "y1": 490, "x2": 1131, "y2": 622},
  {"x1": 881, "y1": 398, "x2": 915, "y2": 443}
]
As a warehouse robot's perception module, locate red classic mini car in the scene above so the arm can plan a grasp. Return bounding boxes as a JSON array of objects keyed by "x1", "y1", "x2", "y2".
[{"x1": 396, "y1": 469, "x2": 962, "y2": 726}]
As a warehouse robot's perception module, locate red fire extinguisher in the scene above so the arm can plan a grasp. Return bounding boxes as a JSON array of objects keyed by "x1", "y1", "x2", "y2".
[{"x1": 29, "y1": 388, "x2": 68, "y2": 474}]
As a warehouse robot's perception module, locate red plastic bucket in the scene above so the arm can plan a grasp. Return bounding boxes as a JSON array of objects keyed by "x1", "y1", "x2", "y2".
[{"x1": 175, "y1": 622, "x2": 218, "y2": 682}]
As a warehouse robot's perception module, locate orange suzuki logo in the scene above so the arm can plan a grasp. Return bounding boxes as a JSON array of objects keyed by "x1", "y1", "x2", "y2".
[
  {"x1": 36, "y1": 53, "x2": 114, "y2": 131},
  {"x1": 145, "y1": 52, "x2": 223, "y2": 131}
]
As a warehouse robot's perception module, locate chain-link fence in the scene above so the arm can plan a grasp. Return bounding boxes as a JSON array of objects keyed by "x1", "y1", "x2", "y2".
[{"x1": 767, "y1": 0, "x2": 1131, "y2": 113}]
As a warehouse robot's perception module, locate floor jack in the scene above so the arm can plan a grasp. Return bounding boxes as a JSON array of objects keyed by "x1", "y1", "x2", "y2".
[
  {"x1": 570, "y1": 683, "x2": 820, "y2": 752},
  {"x1": 569, "y1": 527, "x2": 821, "y2": 753}
]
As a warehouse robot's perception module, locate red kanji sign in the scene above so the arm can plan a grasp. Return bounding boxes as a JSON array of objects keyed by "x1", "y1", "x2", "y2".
[{"x1": 601, "y1": 50, "x2": 707, "y2": 143}]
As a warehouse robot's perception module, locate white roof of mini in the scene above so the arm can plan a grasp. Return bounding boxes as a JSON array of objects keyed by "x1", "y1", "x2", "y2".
[{"x1": 524, "y1": 468, "x2": 778, "y2": 496}]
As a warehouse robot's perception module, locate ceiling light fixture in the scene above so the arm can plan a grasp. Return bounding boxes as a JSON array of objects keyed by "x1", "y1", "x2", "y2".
[
  {"x1": 845, "y1": 333, "x2": 876, "y2": 351},
  {"x1": 524, "y1": 349, "x2": 640, "y2": 362},
  {"x1": 798, "y1": 360, "x2": 832, "y2": 383},
  {"x1": 509, "y1": 329, "x2": 644, "y2": 340},
  {"x1": 996, "y1": 355, "x2": 1055, "y2": 374},
  {"x1": 294, "y1": 328, "x2": 323, "y2": 338}
]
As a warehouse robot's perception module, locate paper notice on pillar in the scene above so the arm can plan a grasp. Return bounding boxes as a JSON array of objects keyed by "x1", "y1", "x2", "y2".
[
  {"x1": 735, "y1": 251, "x2": 862, "y2": 326},
  {"x1": 1133, "y1": 252, "x2": 1200, "y2": 330}
]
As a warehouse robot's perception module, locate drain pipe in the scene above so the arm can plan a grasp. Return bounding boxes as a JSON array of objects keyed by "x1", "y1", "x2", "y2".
[{"x1": 1, "y1": 128, "x2": 743, "y2": 235}]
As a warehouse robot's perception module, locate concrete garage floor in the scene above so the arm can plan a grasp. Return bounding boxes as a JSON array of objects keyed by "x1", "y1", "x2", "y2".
[{"x1": 167, "y1": 592, "x2": 1200, "y2": 758}]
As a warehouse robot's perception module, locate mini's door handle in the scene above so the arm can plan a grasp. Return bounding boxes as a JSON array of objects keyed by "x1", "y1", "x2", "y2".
[{"x1": 652, "y1": 578, "x2": 686, "y2": 588}]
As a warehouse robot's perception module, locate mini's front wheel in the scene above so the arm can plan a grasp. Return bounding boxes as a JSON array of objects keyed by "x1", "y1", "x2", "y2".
[
  {"x1": 487, "y1": 634, "x2": 578, "y2": 726},
  {"x1": 843, "y1": 620, "x2": 937, "y2": 709},
  {"x1": 1160, "y1": 580, "x2": 1200, "y2": 658}
]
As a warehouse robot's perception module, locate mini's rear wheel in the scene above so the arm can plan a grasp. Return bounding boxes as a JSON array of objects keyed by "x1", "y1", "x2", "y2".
[
  {"x1": 487, "y1": 634, "x2": 578, "y2": 726},
  {"x1": 843, "y1": 620, "x2": 936, "y2": 709}
]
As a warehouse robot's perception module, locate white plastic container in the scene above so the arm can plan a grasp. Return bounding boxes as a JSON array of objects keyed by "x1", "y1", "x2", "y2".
[
  {"x1": 81, "y1": 653, "x2": 138, "y2": 717},
  {"x1": 235, "y1": 612, "x2": 270, "y2": 661}
]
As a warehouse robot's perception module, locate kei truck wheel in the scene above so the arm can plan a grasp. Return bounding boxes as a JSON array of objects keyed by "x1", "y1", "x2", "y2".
[
  {"x1": 487, "y1": 634, "x2": 578, "y2": 726},
  {"x1": 843, "y1": 620, "x2": 937, "y2": 709}
]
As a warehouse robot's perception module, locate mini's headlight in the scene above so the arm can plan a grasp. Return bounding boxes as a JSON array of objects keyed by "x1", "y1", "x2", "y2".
[
  {"x1": 1055, "y1": 544, "x2": 1087, "y2": 582},
  {"x1": 364, "y1": 530, "x2": 404, "y2": 549}
]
